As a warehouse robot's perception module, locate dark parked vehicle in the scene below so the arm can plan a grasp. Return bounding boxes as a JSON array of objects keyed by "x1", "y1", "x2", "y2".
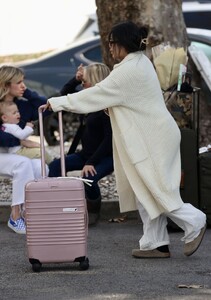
[
  {"x1": 18, "y1": 28, "x2": 211, "y2": 145},
  {"x1": 183, "y1": 1, "x2": 211, "y2": 30},
  {"x1": 19, "y1": 36, "x2": 102, "y2": 98}
]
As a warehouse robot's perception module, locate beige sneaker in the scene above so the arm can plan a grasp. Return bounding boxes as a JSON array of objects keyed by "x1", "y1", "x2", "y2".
[
  {"x1": 184, "y1": 224, "x2": 206, "y2": 256},
  {"x1": 132, "y1": 249, "x2": 170, "y2": 258}
]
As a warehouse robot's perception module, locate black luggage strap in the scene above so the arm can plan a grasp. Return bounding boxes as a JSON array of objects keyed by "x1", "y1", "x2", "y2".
[{"x1": 67, "y1": 115, "x2": 85, "y2": 155}]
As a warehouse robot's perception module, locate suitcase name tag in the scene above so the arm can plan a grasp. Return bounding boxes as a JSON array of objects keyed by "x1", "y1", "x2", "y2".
[{"x1": 63, "y1": 207, "x2": 78, "y2": 212}]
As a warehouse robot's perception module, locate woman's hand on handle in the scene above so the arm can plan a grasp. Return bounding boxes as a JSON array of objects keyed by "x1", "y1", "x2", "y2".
[{"x1": 40, "y1": 102, "x2": 52, "y2": 112}]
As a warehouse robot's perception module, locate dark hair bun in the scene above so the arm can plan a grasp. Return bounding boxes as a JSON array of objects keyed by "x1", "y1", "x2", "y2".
[
  {"x1": 140, "y1": 26, "x2": 148, "y2": 39},
  {"x1": 139, "y1": 26, "x2": 148, "y2": 51}
]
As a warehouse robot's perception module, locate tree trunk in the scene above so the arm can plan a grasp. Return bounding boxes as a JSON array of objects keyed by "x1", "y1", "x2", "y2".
[{"x1": 96, "y1": 0, "x2": 187, "y2": 68}]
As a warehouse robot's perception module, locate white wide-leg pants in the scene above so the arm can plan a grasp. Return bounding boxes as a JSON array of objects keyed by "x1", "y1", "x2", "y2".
[
  {"x1": 136, "y1": 200, "x2": 206, "y2": 250},
  {"x1": 0, "y1": 154, "x2": 48, "y2": 206}
]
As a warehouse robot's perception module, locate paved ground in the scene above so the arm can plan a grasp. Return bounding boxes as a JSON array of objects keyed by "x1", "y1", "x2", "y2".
[
  {"x1": 0, "y1": 218, "x2": 211, "y2": 300},
  {"x1": 1, "y1": 141, "x2": 211, "y2": 299}
]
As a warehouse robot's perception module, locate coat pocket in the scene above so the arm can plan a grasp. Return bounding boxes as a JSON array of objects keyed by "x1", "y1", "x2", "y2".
[{"x1": 120, "y1": 126, "x2": 148, "y2": 164}]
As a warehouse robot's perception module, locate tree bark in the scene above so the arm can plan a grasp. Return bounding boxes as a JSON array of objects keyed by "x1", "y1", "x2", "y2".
[{"x1": 96, "y1": 0, "x2": 187, "y2": 68}]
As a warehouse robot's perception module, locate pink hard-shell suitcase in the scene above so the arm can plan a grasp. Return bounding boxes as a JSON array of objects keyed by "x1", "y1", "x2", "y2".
[{"x1": 25, "y1": 106, "x2": 89, "y2": 272}]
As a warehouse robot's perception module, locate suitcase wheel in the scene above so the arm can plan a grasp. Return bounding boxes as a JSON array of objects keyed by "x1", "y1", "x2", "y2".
[
  {"x1": 29, "y1": 259, "x2": 42, "y2": 272},
  {"x1": 79, "y1": 257, "x2": 89, "y2": 270},
  {"x1": 32, "y1": 262, "x2": 42, "y2": 272}
]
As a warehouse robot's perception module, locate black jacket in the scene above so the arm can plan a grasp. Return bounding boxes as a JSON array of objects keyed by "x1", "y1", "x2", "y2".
[{"x1": 61, "y1": 77, "x2": 113, "y2": 166}]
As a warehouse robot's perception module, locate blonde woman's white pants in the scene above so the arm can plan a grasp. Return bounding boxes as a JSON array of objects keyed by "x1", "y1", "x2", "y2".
[{"x1": 0, "y1": 154, "x2": 48, "y2": 206}]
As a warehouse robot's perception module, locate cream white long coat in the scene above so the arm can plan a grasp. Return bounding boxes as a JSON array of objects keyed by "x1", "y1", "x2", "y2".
[{"x1": 49, "y1": 52, "x2": 184, "y2": 219}]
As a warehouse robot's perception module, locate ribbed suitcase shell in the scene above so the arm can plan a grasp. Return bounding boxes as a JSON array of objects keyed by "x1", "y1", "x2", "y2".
[
  {"x1": 25, "y1": 107, "x2": 89, "y2": 271},
  {"x1": 25, "y1": 178, "x2": 87, "y2": 262}
]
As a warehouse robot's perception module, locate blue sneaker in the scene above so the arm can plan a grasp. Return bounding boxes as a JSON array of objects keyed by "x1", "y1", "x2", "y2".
[{"x1": 7, "y1": 216, "x2": 26, "y2": 234}]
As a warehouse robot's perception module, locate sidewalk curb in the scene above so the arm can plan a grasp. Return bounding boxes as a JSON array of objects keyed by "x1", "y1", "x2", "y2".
[
  {"x1": 0, "y1": 200, "x2": 139, "y2": 224},
  {"x1": 100, "y1": 200, "x2": 139, "y2": 221},
  {"x1": 0, "y1": 206, "x2": 10, "y2": 223}
]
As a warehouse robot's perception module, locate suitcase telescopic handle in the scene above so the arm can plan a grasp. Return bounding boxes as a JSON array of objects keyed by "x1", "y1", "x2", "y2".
[{"x1": 38, "y1": 106, "x2": 66, "y2": 178}]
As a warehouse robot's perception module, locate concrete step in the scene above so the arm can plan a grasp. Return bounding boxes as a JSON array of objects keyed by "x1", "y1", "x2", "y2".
[{"x1": 0, "y1": 200, "x2": 139, "y2": 224}]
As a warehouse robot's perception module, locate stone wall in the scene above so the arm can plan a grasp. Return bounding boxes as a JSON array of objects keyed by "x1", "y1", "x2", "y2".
[
  {"x1": 0, "y1": 173, "x2": 118, "y2": 206},
  {"x1": 0, "y1": 176, "x2": 12, "y2": 206}
]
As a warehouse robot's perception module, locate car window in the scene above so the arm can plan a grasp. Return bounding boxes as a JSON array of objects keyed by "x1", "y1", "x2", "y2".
[
  {"x1": 83, "y1": 45, "x2": 102, "y2": 62},
  {"x1": 191, "y1": 41, "x2": 211, "y2": 62}
]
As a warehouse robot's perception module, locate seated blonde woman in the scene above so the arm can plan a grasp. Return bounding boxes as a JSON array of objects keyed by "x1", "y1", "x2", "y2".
[{"x1": 49, "y1": 63, "x2": 114, "y2": 225}]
